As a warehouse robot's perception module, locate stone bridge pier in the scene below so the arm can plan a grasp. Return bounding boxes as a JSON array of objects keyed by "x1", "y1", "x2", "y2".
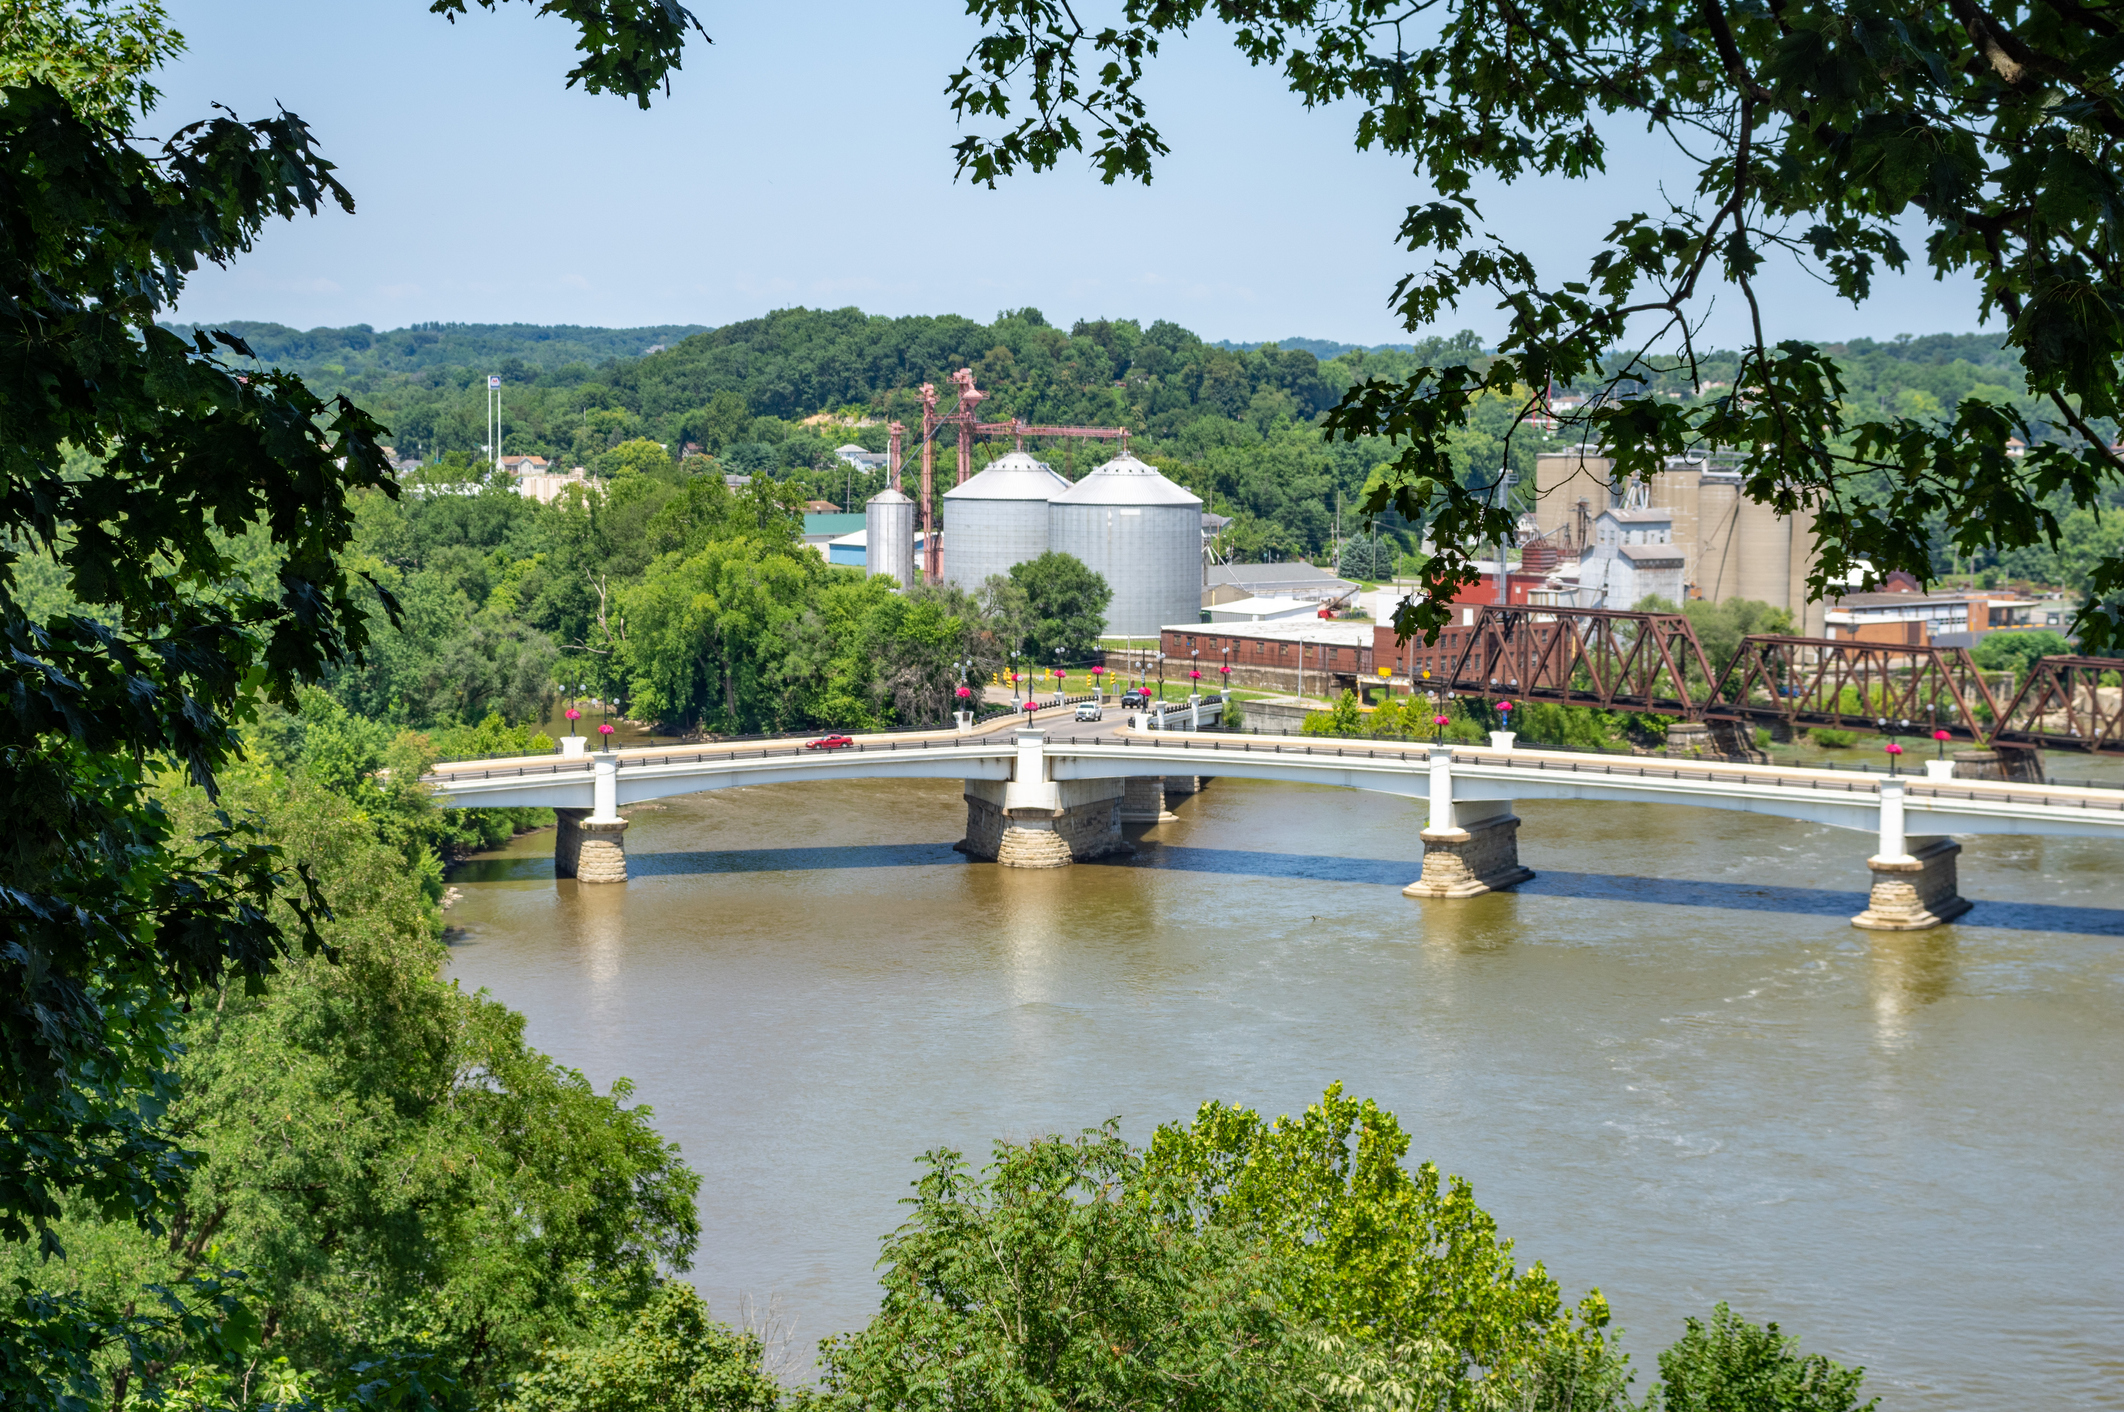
[
  {"x1": 1403, "y1": 745, "x2": 1533, "y2": 898},
  {"x1": 957, "y1": 729, "x2": 1131, "y2": 868},
  {"x1": 555, "y1": 751, "x2": 628, "y2": 883},
  {"x1": 1853, "y1": 777, "x2": 1970, "y2": 929}
]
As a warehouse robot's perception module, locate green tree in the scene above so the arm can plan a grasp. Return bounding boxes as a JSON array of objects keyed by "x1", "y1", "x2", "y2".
[
  {"x1": 0, "y1": 0, "x2": 183, "y2": 123},
  {"x1": 0, "y1": 1, "x2": 704, "y2": 1402},
  {"x1": 1338, "y1": 533, "x2": 1396, "y2": 582},
  {"x1": 507, "y1": 1282, "x2": 779, "y2": 1412},
  {"x1": 1679, "y1": 599, "x2": 1796, "y2": 682},
  {"x1": 1143, "y1": 1083, "x2": 1616, "y2": 1410},
  {"x1": 2, "y1": 764, "x2": 701, "y2": 1399},
  {"x1": 1008, "y1": 551, "x2": 1111, "y2": 663},
  {"x1": 684, "y1": 390, "x2": 754, "y2": 454},
  {"x1": 603, "y1": 436, "x2": 678, "y2": 482},
  {"x1": 814, "y1": 1125, "x2": 1315, "y2": 1412},
  {"x1": 1971, "y1": 627, "x2": 2074, "y2": 675},
  {"x1": 947, "y1": 1, "x2": 2124, "y2": 650},
  {"x1": 618, "y1": 538, "x2": 821, "y2": 732},
  {"x1": 1302, "y1": 689, "x2": 1367, "y2": 735},
  {"x1": 1648, "y1": 1304, "x2": 1876, "y2": 1412}
]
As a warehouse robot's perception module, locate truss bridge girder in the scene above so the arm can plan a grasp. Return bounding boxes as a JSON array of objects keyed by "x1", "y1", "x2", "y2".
[
  {"x1": 1420, "y1": 606, "x2": 1717, "y2": 717},
  {"x1": 1990, "y1": 655, "x2": 2124, "y2": 753},
  {"x1": 1705, "y1": 634, "x2": 2000, "y2": 743}
]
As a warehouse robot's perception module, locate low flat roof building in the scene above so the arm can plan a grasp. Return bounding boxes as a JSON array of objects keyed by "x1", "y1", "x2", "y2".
[
  {"x1": 1158, "y1": 619, "x2": 1378, "y2": 695},
  {"x1": 1825, "y1": 588, "x2": 2043, "y2": 646},
  {"x1": 1205, "y1": 595, "x2": 1319, "y2": 624},
  {"x1": 802, "y1": 512, "x2": 868, "y2": 552},
  {"x1": 1204, "y1": 561, "x2": 1358, "y2": 606}
]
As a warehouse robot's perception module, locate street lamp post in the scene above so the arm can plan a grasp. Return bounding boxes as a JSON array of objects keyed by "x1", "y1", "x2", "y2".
[{"x1": 1877, "y1": 716, "x2": 1911, "y2": 775}]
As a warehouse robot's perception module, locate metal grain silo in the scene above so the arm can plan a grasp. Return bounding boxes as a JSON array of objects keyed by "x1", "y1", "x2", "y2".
[
  {"x1": 940, "y1": 450, "x2": 1069, "y2": 593},
  {"x1": 864, "y1": 485, "x2": 915, "y2": 588},
  {"x1": 1048, "y1": 452, "x2": 1202, "y2": 638}
]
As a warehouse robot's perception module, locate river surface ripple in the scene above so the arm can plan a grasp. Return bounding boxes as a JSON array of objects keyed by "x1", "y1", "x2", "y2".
[{"x1": 444, "y1": 775, "x2": 2124, "y2": 1409}]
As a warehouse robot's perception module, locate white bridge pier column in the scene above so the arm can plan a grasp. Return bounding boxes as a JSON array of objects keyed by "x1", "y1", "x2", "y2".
[
  {"x1": 1853, "y1": 777, "x2": 1968, "y2": 929},
  {"x1": 557, "y1": 750, "x2": 628, "y2": 883},
  {"x1": 1405, "y1": 745, "x2": 1532, "y2": 899}
]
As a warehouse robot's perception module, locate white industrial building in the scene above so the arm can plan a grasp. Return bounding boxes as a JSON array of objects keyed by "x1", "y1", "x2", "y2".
[{"x1": 1577, "y1": 508, "x2": 1686, "y2": 609}]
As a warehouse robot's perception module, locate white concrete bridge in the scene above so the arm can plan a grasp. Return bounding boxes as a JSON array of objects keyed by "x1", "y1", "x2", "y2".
[{"x1": 424, "y1": 706, "x2": 2124, "y2": 930}]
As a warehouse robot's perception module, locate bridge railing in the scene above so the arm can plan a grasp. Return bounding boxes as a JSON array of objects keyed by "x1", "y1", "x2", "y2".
[
  {"x1": 1057, "y1": 732, "x2": 2124, "y2": 807},
  {"x1": 422, "y1": 731, "x2": 1015, "y2": 785}
]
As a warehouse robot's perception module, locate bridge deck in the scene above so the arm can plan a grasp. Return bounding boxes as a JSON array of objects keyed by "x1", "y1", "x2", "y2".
[{"x1": 421, "y1": 719, "x2": 2124, "y2": 842}]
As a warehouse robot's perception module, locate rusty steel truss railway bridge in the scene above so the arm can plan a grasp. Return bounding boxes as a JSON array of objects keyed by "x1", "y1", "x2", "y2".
[{"x1": 1393, "y1": 605, "x2": 2124, "y2": 760}]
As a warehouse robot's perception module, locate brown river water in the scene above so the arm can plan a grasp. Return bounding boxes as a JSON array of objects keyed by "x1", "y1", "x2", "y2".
[{"x1": 444, "y1": 772, "x2": 2124, "y2": 1408}]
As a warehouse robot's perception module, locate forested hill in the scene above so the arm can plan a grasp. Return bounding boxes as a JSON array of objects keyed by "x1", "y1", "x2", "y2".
[
  {"x1": 165, "y1": 306, "x2": 2041, "y2": 567},
  {"x1": 160, "y1": 320, "x2": 708, "y2": 381}
]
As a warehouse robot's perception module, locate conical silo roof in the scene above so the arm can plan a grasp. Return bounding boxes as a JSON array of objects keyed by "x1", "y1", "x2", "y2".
[
  {"x1": 1050, "y1": 452, "x2": 1201, "y2": 507},
  {"x1": 942, "y1": 449, "x2": 1069, "y2": 500}
]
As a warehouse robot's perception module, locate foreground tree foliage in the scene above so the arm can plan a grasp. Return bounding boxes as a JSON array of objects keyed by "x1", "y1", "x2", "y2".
[
  {"x1": 814, "y1": 1125, "x2": 1315, "y2": 1412},
  {"x1": 815, "y1": 1088, "x2": 1874, "y2": 1412},
  {"x1": 0, "y1": 0, "x2": 707, "y2": 1403},
  {"x1": 1146, "y1": 1084, "x2": 1620, "y2": 1411},
  {"x1": 1647, "y1": 1304, "x2": 1879, "y2": 1412},
  {"x1": 507, "y1": 1283, "x2": 780, "y2": 1412},
  {"x1": 949, "y1": 0, "x2": 2124, "y2": 649}
]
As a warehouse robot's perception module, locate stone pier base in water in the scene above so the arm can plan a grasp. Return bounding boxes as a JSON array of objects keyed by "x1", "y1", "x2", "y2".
[
  {"x1": 1852, "y1": 838, "x2": 1970, "y2": 930},
  {"x1": 957, "y1": 778, "x2": 1132, "y2": 868},
  {"x1": 1120, "y1": 776, "x2": 1176, "y2": 823},
  {"x1": 555, "y1": 809, "x2": 629, "y2": 883},
  {"x1": 1403, "y1": 813, "x2": 1533, "y2": 899}
]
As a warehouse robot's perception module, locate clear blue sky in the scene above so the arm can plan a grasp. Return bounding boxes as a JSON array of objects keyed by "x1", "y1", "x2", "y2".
[{"x1": 158, "y1": 1, "x2": 1984, "y2": 348}]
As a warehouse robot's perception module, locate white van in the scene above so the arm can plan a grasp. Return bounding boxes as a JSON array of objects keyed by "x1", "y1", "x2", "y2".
[{"x1": 1074, "y1": 700, "x2": 1104, "y2": 722}]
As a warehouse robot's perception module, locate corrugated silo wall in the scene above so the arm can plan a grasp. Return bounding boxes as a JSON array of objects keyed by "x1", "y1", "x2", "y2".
[
  {"x1": 1693, "y1": 478, "x2": 1742, "y2": 602},
  {"x1": 1050, "y1": 503, "x2": 1201, "y2": 639},
  {"x1": 1533, "y1": 450, "x2": 1616, "y2": 545},
  {"x1": 943, "y1": 497, "x2": 1051, "y2": 595},
  {"x1": 866, "y1": 497, "x2": 915, "y2": 588},
  {"x1": 1734, "y1": 495, "x2": 1793, "y2": 613}
]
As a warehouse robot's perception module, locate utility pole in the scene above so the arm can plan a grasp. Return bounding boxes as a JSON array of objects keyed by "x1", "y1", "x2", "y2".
[{"x1": 1494, "y1": 468, "x2": 1517, "y2": 608}]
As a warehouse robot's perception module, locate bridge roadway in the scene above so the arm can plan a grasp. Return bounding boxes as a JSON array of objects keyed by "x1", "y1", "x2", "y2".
[{"x1": 423, "y1": 707, "x2": 2124, "y2": 929}]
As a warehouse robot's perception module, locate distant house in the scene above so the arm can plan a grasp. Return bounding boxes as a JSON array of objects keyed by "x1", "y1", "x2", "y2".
[
  {"x1": 1577, "y1": 508, "x2": 1685, "y2": 608},
  {"x1": 835, "y1": 444, "x2": 890, "y2": 473},
  {"x1": 498, "y1": 454, "x2": 550, "y2": 478}
]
